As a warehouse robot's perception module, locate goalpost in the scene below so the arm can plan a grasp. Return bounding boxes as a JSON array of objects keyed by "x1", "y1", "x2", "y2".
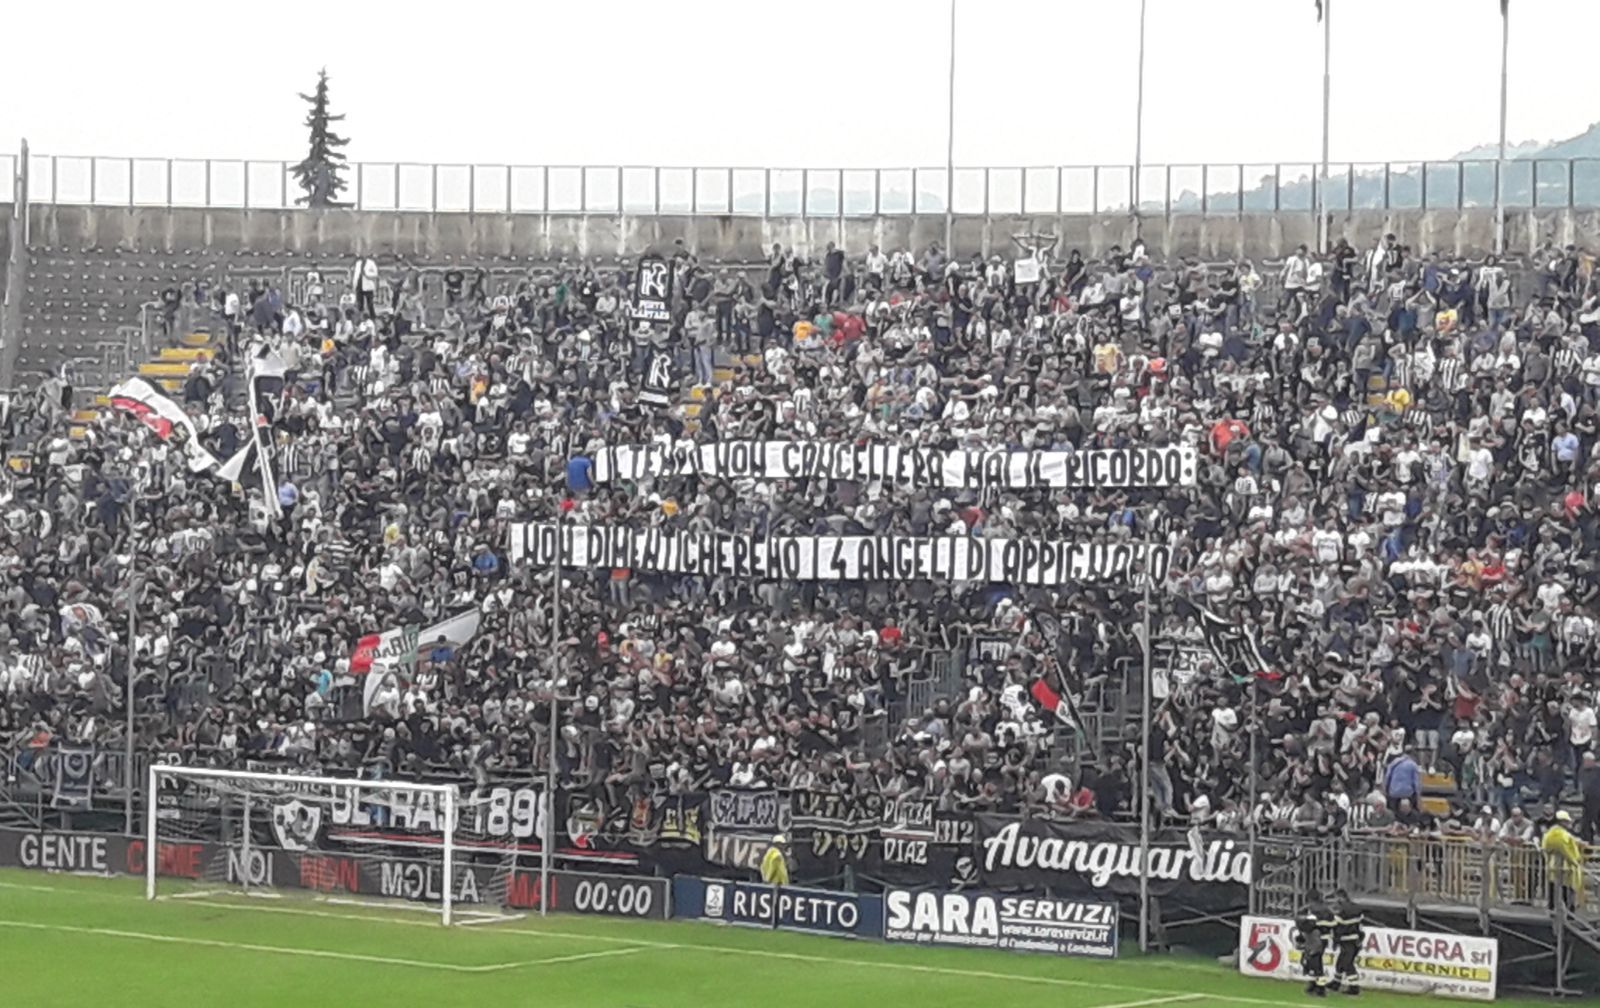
[{"x1": 145, "y1": 764, "x2": 526, "y2": 926}]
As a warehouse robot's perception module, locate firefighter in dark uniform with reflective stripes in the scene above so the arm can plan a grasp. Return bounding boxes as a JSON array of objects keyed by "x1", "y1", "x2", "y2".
[
  {"x1": 1329, "y1": 889, "x2": 1365, "y2": 995},
  {"x1": 1294, "y1": 896, "x2": 1334, "y2": 996}
]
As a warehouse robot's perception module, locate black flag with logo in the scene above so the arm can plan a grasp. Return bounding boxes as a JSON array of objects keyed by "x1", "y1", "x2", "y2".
[
  {"x1": 51, "y1": 748, "x2": 96, "y2": 808},
  {"x1": 1171, "y1": 597, "x2": 1276, "y2": 682},
  {"x1": 630, "y1": 256, "x2": 674, "y2": 323},
  {"x1": 639, "y1": 349, "x2": 675, "y2": 407}
]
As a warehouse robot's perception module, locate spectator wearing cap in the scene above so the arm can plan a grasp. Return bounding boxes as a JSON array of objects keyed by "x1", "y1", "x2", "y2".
[{"x1": 1540, "y1": 810, "x2": 1584, "y2": 909}]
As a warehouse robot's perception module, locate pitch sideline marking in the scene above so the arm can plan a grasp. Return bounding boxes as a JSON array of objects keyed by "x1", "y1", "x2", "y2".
[
  {"x1": 1090, "y1": 994, "x2": 1206, "y2": 1008},
  {"x1": 0, "y1": 880, "x2": 1293, "y2": 1005}
]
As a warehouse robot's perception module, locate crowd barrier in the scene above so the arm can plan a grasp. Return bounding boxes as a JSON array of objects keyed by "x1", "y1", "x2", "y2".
[{"x1": 1255, "y1": 833, "x2": 1600, "y2": 921}]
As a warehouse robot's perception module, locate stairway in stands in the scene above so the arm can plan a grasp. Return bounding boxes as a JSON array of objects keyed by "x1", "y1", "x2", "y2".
[
  {"x1": 4, "y1": 330, "x2": 217, "y2": 473},
  {"x1": 65, "y1": 334, "x2": 217, "y2": 439},
  {"x1": 681, "y1": 349, "x2": 763, "y2": 431}
]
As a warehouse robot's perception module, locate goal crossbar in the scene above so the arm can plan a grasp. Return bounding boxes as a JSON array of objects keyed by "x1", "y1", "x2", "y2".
[{"x1": 146, "y1": 765, "x2": 464, "y2": 925}]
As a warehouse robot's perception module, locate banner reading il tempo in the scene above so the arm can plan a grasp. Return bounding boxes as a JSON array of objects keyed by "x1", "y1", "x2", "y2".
[
  {"x1": 884, "y1": 888, "x2": 1118, "y2": 958},
  {"x1": 591, "y1": 442, "x2": 1197, "y2": 490},
  {"x1": 974, "y1": 816, "x2": 1251, "y2": 907},
  {"x1": 1239, "y1": 916, "x2": 1498, "y2": 1002},
  {"x1": 510, "y1": 525, "x2": 1170, "y2": 587}
]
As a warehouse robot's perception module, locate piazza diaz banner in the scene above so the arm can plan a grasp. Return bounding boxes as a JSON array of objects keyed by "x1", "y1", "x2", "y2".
[
  {"x1": 589, "y1": 442, "x2": 1198, "y2": 490},
  {"x1": 510, "y1": 524, "x2": 1170, "y2": 586}
]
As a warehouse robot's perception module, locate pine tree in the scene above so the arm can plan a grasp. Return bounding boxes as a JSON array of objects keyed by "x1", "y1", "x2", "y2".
[{"x1": 291, "y1": 68, "x2": 350, "y2": 208}]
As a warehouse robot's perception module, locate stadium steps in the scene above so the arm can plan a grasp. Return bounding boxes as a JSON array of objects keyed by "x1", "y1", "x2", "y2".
[
  {"x1": 67, "y1": 331, "x2": 216, "y2": 441},
  {"x1": 159, "y1": 346, "x2": 214, "y2": 362},
  {"x1": 1416, "y1": 769, "x2": 1457, "y2": 816},
  {"x1": 678, "y1": 351, "x2": 759, "y2": 431},
  {"x1": 137, "y1": 360, "x2": 193, "y2": 379},
  {"x1": 1566, "y1": 913, "x2": 1600, "y2": 959}
]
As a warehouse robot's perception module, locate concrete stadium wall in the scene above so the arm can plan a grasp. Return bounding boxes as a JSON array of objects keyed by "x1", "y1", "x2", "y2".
[{"x1": 10, "y1": 204, "x2": 1600, "y2": 262}]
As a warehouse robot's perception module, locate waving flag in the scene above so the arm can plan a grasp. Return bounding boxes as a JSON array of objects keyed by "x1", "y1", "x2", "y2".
[
  {"x1": 1172, "y1": 597, "x2": 1277, "y2": 681},
  {"x1": 351, "y1": 610, "x2": 482, "y2": 713},
  {"x1": 108, "y1": 377, "x2": 219, "y2": 473}
]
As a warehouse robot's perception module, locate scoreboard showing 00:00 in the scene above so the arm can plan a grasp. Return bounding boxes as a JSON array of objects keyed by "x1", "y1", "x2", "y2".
[{"x1": 553, "y1": 874, "x2": 666, "y2": 918}]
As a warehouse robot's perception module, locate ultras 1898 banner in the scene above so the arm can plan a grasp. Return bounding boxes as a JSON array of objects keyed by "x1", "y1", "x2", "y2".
[
  {"x1": 591, "y1": 442, "x2": 1198, "y2": 490},
  {"x1": 974, "y1": 816, "x2": 1251, "y2": 908},
  {"x1": 510, "y1": 524, "x2": 1169, "y2": 586}
]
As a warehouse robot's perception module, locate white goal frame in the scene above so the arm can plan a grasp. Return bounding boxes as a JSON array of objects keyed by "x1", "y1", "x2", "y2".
[{"x1": 146, "y1": 764, "x2": 462, "y2": 925}]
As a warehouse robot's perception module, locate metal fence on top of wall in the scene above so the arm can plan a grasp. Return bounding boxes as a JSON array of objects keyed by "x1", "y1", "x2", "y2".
[{"x1": 3, "y1": 153, "x2": 1600, "y2": 217}]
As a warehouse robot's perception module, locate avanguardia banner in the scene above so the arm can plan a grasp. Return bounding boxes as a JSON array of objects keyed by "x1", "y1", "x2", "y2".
[
  {"x1": 510, "y1": 524, "x2": 1169, "y2": 586},
  {"x1": 974, "y1": 816, "x2": 1251, "y2": 907},
  {"x1": 590, "y1": 442, "x2": 1198, "y2": 489}
]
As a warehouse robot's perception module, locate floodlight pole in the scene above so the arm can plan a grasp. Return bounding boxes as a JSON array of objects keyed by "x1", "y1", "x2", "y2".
[
  {"x1": 1495, "y1": 1, "x2": 1509, "y2": 255},
  {"x1": 1137, "y1": 555, "x2": 1153, "y2": 953},
  {"x1": 541, "y1": 497, "x2": 565, "y2": 917},
  {"x1": 124, "y1": 502, "x2": 138, "y2": 836},
  {"x1": 943, "y1": 0, "x2": 956, "y2": 254},
  {"x1": 1317, "y1": 0, "x2": 1332, "y2": 253},
  {"x1": 1133, "y1": 0, "x2": 1148, "y2": 237}
]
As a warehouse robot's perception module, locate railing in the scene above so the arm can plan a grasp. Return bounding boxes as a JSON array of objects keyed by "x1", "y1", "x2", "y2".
[
  {"x1": 1, "y1": 743, "x2": 142, "y2": 818},
  {"x1": 6, "y1": 153, "x2": 1600, "y2": 216},
  {"x1": 1254, "y1": 833, "x2": 1600, "y2": 922}
]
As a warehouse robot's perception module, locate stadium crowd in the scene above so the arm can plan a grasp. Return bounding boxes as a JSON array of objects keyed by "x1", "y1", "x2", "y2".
[{"x1": 2, "y1": 231, "x2": 1599, "y2": 850}]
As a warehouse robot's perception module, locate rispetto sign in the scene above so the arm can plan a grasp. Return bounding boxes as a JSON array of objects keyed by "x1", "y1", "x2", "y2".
[
  {"x1": 883, "y1": 888, "x2": 1118, "y2": 958},
  {"x1": 1239, "y1": 916, "x2": 1498, "y2": 1001}
]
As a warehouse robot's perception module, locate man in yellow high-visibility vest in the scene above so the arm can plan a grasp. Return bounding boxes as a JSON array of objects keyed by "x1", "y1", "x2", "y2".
[
  {"x1": 760, "y1": 834, "x2": 790, "y2": 886},
  {"x1": 1541, "y1": 810, "x2": 1584, "y2": 909}
]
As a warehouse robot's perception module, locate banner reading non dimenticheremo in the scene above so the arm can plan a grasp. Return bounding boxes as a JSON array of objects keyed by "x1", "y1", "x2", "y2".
[{"x1": 509, "y1": 523, "x2": 1169, "y2": 586}]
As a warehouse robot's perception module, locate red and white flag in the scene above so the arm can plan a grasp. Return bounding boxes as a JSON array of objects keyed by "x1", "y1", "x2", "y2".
[
  {"x1": 351, "y1": 610, "x2": 482, "y2": 713},
  {"x1": 108, "y1": 377, "x2": 219, "y2": 473}
]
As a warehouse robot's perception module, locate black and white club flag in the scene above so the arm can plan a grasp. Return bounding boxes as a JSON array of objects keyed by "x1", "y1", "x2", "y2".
[
  {"x1": 1171, "y1": 597, "x2": 1276, "y2": 682},
  {"x1": 639, "y1": 349, "x2": 675, "y2": 408},
  {"x1": 51, "y1": 747, "x2": 96, "y2": 809},
  {"x1": 245, "y1": 348, "x2": 288, "y2": 519}
]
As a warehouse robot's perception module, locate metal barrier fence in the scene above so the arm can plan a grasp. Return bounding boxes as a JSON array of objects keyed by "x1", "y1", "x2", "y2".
[
  {"x1": 1255, "y1": 833, "x2": 1600, "y2": 922},
  {"x1": 5, "y1": 152, "x2": 1600, "y2": 216}
]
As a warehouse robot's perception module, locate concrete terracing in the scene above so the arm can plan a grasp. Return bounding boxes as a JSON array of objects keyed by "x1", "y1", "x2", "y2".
[
  {"x1": 2, "y1": 201, "x2": 1599, "y2": 382},
  {"x1": 8, "y1": 203, "x2": 1600, "y2": 261}
]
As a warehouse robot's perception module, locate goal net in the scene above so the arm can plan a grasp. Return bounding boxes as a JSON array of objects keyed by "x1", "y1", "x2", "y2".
[{"x1": 145, "y1": 765, "x2": 531, "y2": 925}]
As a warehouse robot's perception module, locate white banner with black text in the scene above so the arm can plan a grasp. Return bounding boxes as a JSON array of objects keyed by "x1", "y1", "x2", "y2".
[
  {"x1": 509, "y1": 524, "x2": 1168, "y2": 586},
  {"x1": 590, "y1": 442, "x2": 1197, "y2": 489}
]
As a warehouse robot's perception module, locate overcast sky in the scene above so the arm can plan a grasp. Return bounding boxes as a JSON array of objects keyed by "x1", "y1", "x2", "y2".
[{"x1": 2, "y1": 0, "x2": 1595, "y2": 171}]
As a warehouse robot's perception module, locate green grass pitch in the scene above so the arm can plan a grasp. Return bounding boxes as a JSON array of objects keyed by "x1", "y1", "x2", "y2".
[{"x1": 0, "y1": 869, "x2": 1550, "y2": 1008}]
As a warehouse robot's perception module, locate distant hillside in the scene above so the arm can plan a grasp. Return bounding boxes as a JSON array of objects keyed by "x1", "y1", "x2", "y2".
[
  {"x1": 1161, "y1": 120, "x2": 1600, "y2": 214},
  {"x1": 750, "y1": 122, "x2": 1600, "y2": 216}
]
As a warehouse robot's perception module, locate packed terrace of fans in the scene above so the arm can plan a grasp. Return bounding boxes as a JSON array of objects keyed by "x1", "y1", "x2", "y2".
[{"x1": 1, "y1": 235, "x2": 1598, "y2": 845}]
